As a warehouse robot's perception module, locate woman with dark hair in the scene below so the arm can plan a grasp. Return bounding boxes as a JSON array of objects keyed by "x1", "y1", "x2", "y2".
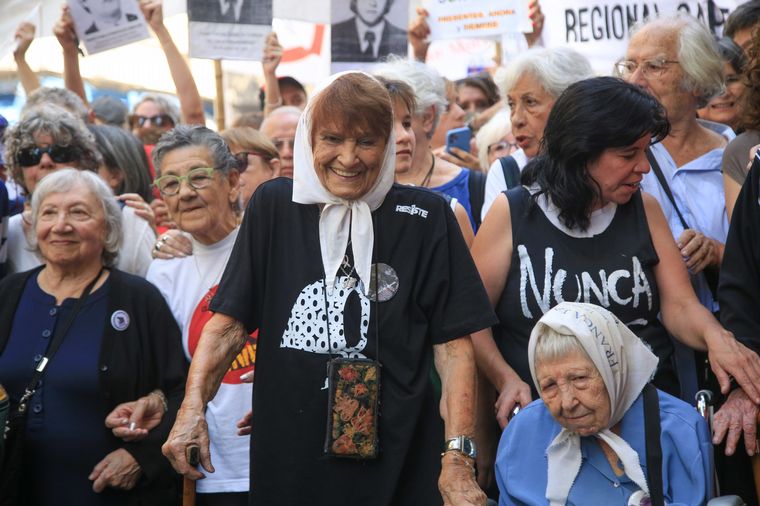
[
  {"x1": 470, "y1": 76, "x2": 760, "y2": 429},
  {"x1": 724, "y1": 27, "x2": 760, "y2": 219},
  {"x1": 88, "y1": 124, "x2": 153, "y2": 203}
]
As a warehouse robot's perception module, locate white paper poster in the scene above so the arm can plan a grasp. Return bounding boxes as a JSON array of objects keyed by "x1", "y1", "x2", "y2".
[
  {"x1": 67, "y1": 0, "x2": 150, "y2": 55},
  {"x1": 424, "y1": 0, "x2": 525, "y2": 40},
  {"x1": 541, "y1": 0, "x2": 742, "y2": 74},
  {"x1": 330, "y1": 0, "x2": 409, "y2": 72},
  {"x1": 273, "y1": 0, "x2": 330, "y2": 24},
  {"x1": 188, "y1": 0, "x2": 273, "y2": 60}
]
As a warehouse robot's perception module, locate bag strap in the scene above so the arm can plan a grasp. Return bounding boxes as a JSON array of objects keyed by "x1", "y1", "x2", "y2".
[
  {"x1": 467, "y1": 169, "x2": 486, "y2": 229},
  {"x1": 14, "y1": 268, "x2": 104, "y2": 415},
  {"x1": 500, "y1": 155, "x2": 521, "y2": 190},
  {"x1": 645, "y1": 148, "x2": 690, "y2": 231},
  {"x1": 643, "y1": 383, "x2": 664, "y2": 506}
]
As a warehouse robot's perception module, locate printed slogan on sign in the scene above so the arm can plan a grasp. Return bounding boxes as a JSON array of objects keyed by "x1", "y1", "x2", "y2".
[{"x1": 425, "y1": 0, "x2": 525, "y2": 40}]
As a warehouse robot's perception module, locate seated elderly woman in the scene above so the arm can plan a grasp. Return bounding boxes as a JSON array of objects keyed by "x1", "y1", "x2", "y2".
[
  {"x1": 470, "y1": 76, "x2": 760, "y2": 429},
  {"x1": 4, "y1": 104, "x2": 153, "y2": 276},
  {"x1": 497, "y1": 302, "x2": 712, "y2": 505},
  {"x1": 146, "y1": 125, "x2": 255, "y2": 505},
  {"x1": 0, "y1": 169, "x2": 186, "y2": 505},
  {"x1": 162, "y1": 72, "x2": 496, "y2": 506}
]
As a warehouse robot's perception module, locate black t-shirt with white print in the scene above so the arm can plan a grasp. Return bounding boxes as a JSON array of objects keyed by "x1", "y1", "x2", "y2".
[{"x1": 210, "y1": 178, "x2": 496, "y2": 506}]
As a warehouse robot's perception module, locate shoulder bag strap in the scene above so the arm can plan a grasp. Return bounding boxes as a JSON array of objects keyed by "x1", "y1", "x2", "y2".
[
  {"x1": 500, "y1": 155, "x2": 521, "y2": 189},
  {"x1": 645, "y1": 148, "x2": 690, "y2": 231},
  {"x1": 13, "y1": 268, "x2": 104, "y2": 414},
  {"x1": 467, "y1": 169, "x2": 486, "y2": 229},
  {"x1": 643, "y1": 383, "x2": 665, "y2": 506}
]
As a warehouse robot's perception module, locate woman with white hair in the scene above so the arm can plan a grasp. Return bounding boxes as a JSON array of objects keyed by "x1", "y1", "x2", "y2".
[
  {"x1": 497, "y1": 302, "x2": 712, "y2": 505},
  {"x1": 0, "y1": 169, "x2": 186, "y2": 505},
  {"x1": 474, "y1": 113, "x2": 518, "y2": 173},
  {"x1": 480, "y1": 47, "x2": 594, "y2": 221},
  {"x1": 374, "y1": 57, "x2": 488, "y2": 229}
]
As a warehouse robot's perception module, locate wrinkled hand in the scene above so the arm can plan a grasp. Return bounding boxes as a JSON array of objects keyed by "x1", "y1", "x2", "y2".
[
  {"x1": 14, "y1": 22, "x2": 35, "y2": 58},
  {"x1": 89, "y1": 448, "x2": 142, "y2": 492},
  {"x1": 150, "y1": 199, "x2": 177, "y2": 230},
  {"x1": 408, "y1": 7, "x2": 431, "y2": 61},
  {"x1": 236, "y1": 410, "x2": 253, "y2": 436},
  {"x1": 118, "y1": 193, "x2": 157, "y2": 230},
  {"x1": 434, "y1": 146, "x2": 481, "y2": 171},
  {"x1": 713, "y1": 388, "x2": 759, "y2": 456},
  {"x1": 495, "y1": 377, "x2": 532, "y2": 430},
  {"x1": 262, "y1": 32, "x2": 283, "y2": 75},
  {"x1": 152, "y1": 229, "x2": 193, "y2": 260},
  {"x1": 139, "y1": 0, "x2": 164, "y2": 32},
  {"x1": 105, "y1": 391, "x2": 166, "y2": 442},
  {"x1": 162, "y1": 406, "x2": 212, "y2": 480},
  {"x1": 706, "y1": 329, "x2": 760, "y2": 403},
  {"x1": 677, "y1": 229, "x2": 719, "y2": 274},
  {"x1": 524, "y1": 0, "x2": 544, "y2": 47},
  {"x1": 53, "y1": 6, "x2": 78, "y2": 53},
  {"x1": 439, "y1": 452, "x2": 487, "y2": 506}
]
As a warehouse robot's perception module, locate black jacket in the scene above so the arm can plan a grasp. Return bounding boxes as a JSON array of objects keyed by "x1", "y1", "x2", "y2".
[{"x1": 0, "y1": 267, "x2": 188, "y2": 505}]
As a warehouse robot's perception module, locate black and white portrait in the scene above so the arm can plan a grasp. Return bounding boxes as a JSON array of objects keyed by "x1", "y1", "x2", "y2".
[
  {"x1": 74, "y1": 0, "x2": 139, "y2": 34},
  {"x1": 331, "y1": 0, "x2": 408, "y2": 63},
  {"x1": 187, "y1": 0, "x2": 271, "y2": 25}
]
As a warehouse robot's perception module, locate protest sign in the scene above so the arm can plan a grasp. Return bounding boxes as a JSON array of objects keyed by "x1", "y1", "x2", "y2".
[
  {"x1": 188, "y1": 0, "x2": 273, "y2": 60},
  {"x1": 542, "y1": 0, "x2": 742, "y2": 74},
  {"x1": 424, "y1": 0, "x2": 525, "y2": 40},
  {"x1": 0, "y1": 1, "x2": 41, "y2": 60},
  {"x1": 67, "y1": 0, "x2": 150, "y2": 55},
  {"x1": 273, "y1": 0, "x2": 330, "y2": 24},
  {"x1": 330, "y1": 0, "x2": 409, "y2": 72}
]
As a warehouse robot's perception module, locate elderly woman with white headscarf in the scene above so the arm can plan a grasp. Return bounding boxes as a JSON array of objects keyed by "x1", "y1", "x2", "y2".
[
  {"x1": 496, "y1": 302, "x2": 712, "y2": 506},
  {"x1": 162, "y1": 72, "x2": 496, "y2": 506}
]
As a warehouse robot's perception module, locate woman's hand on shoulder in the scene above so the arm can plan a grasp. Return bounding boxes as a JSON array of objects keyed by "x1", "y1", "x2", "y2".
[
  {"x1": 439, "y1": 451, "x2": 487, "y2": 506},
  {"x1": 105, "y1": 390, "x2": 167, "y2": 442},
  {"x1": 495, "y1": 375, "x2": 532, "y2": 430},
  {"x1": 118, "y1": 193, "x2": 156, "y2": 231},
  {"x1": 152, "y1": 229, "x2": 192, "y2": 260},
  {"x1": 89, "y1": 448, "x2": 142, "y2": 492}
]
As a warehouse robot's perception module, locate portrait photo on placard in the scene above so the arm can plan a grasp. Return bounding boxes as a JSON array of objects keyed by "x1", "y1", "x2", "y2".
[
  {"x1": 187, "y1": 0, "x2": 272, "y2": 25},
  {"x1": 331, "y1": 0, "x2": 409, "y2": 64},
  {"x1": 67, "y1": 0, "x2": 150, "y2": 55}
]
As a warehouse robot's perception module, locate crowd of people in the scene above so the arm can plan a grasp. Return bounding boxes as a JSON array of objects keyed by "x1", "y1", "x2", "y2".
[{"x1": 3, "y1": 0, "x2": 760, "y2": 505}]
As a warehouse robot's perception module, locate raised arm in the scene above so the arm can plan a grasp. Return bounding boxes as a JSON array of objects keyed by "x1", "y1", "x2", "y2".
[
  {"x1": 643, "y1": 192, "x2": 760, "y2": 402},
  {"x1": 469, "y1": 193, "x2": 532, "y2": 428},
  {"x1": 408, "y1": 7, "x2": 431, "y2": 62},
  {"x1": 54, "y1": 7, "x2": 88, "y2": 105},
  {"x1": 434, "y1": 337, "x2": 487, "y2": 506},
  {"x1": 13, "y1": 22, "x2": 40, "y2": 94},
  {"x1": 139, "y1": 0, "x2": 205, "y2": 125},
  {"x1": 262, "y1": 32, "x2": 284, "y2": 117},
  {"x1": 162, "y1": 312, "x2": 247, "y2": 479}
]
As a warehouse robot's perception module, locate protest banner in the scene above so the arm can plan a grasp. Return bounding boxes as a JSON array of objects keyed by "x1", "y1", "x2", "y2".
[
  {"x1": 67, "y1": 0, "x2": 150, "y2": 55},
  {"x1": 542, "y1": 0, "x2": 742, "y2": 74},
  {"x1": 424, "y1": 0, "x2": 526, "y2": 40},
  {"x1": 188, "y1": 0, "x2": 272, "y2": 60},
  {"x1": 330, "y1": 0, "x2": 409, "y2": 72}
]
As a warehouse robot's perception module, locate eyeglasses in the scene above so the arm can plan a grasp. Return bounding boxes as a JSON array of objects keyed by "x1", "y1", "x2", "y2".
[
  {"x1": 153, "y1": 167, "x2": 216, "y2": 196},
  {"x1": 271, "y1": 138, "x2": 295, "y2": 151},
  {"x1": 487, "y1": 140, "x2": 519, "y2": 154},
  {"x1": 233, "y1": 151, "x2": 274, "y2": 172},
  {"x1": 614, "y1": 58, "x2": 679, "y2": 80},
  {"x1": 129, "y1": 114, "x2": 175, "y2": 129},
  {"x1": 17, "y1": 145, "x2": 78, "y2": 167}
]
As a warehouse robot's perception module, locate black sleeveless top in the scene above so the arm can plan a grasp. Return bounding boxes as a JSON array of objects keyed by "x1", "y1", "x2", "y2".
[{"x1": 495, "y1": 187, "x2": 678, "y2": 397}]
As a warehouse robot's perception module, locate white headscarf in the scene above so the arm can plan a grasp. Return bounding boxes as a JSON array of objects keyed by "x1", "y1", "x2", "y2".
[
  {"x1": 292, "y1": 71, "x2": 396, "y2": 296},
  {"x1": 527, "y1": 302, "x2": 659, "y2": 506}
]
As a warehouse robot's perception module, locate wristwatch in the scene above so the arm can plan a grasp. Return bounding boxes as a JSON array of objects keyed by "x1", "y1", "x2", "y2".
[{"x1": 443, "y1": 435, "x2": 477, "y2": 459}]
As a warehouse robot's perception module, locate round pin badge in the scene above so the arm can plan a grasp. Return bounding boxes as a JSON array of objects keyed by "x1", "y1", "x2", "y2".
[
  {"x1": 110, "y1": 310, "x2": 130, "y2": 331},
  {"x1": 368, "y1": 263, "x2": 399, "y2": 302}
]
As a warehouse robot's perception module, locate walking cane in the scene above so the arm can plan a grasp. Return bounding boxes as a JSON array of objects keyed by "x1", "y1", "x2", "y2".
[{"x1": 183, "y1": 445, "x2": 200, "y2": 506}]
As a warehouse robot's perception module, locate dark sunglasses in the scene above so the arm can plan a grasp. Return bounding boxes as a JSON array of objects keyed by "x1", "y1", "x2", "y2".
[
  {"x1": 129, "y1": 114, "x2": 174, "y2": 129},
  {"x1": 16, "y1": 145, "x2": 77, "y2": 167},
  {"x1": 233, "y1": 151, "x2": 274, "y2": 171}
]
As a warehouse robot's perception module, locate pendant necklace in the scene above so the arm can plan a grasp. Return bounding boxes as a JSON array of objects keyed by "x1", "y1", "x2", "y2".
[{"x1": 339, "y1": 238, "x2": 357, "y2": 290}]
